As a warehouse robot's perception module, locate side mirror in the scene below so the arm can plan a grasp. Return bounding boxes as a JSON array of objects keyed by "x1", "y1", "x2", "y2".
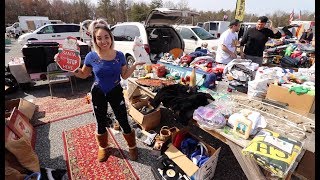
[
  {"x1": 37, "y1": 31, "x2": 43, "y2": 34},
  {"x1": 191, "y1": 36, "x2": 197, "y2": 41}
]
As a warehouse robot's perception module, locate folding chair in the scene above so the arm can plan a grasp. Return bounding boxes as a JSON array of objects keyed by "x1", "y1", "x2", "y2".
[{"x1": 47, "y1": 63, "x2": 74, "y2": 98}]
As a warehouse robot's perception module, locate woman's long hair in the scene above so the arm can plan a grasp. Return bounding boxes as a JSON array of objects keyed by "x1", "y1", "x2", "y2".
[{"x1": 88, "y1": 19, "x2": 114, "y2": 52}]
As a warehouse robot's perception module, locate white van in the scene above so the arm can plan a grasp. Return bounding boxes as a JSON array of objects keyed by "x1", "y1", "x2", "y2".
[
  {"x1": 203, "y1": 21, "x2": 230, "y2": 38},
  {"x1": 175, "y1": 25, "x2": 219, "y2": 54},
  {"x1": 18, "y1": 24, "x2": 91, "y2": 45},
  {"x1": 110, "y1": 8, "x2": 199, "y2": 65}
]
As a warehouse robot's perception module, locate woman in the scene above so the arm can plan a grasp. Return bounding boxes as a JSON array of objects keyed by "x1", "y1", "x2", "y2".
[{"x1": 57, "y1": 20, "x2": 144, "y2": 162}]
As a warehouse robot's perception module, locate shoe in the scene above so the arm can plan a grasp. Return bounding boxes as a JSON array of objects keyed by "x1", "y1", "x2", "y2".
[
  {"x1": 123, "y1": 130, "x2": 138, "y2": 161},
  {"x1": 95, "y1": 132, "x2": 109, "y2": 162},
  {"x1": 143, "y1": 130, "x2": 157, "y2": 146}
]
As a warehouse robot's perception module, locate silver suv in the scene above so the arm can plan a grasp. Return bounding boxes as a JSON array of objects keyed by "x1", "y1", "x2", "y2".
[{"x1": 110, "y1": 8, "x2": 199, "y2": 65}]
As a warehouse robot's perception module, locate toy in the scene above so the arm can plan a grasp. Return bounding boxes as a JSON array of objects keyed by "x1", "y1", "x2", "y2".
[
  {"x1": 284, "y1": 44, "x2": 297, "y2": 57},
  {"x1": 132, "y1": 36, "x2": 152, "y2": 64}
]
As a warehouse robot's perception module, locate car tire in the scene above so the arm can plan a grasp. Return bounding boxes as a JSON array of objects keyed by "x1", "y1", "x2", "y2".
[{"x1": 126, "y1": 55, "x2": 135, "y2": 67}]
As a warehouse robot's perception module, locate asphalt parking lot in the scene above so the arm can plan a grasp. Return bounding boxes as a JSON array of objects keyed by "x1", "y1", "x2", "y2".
[{"x1": 5, "y1": 38, "x2": 24, "y2": 65}]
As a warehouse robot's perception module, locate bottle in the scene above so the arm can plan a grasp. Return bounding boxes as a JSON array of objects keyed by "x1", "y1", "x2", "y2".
[{"x1": 189, "y1": 67, "x2": 196, "y2": 87}]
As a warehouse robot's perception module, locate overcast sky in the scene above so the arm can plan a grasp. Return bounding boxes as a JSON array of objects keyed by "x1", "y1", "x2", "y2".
[{"x1": 90, "y1": 0, "x2": 315, "y2": 16}]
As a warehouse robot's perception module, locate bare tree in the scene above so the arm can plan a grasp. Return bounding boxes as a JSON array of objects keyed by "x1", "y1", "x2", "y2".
[
  {"x1": 176, "y1": 0, "x2": 188, "y2": 10},
  {"x1": 150, "y1": 0, "x2": 162, "y2": 9},
  {"x1": 162, "y1": 0, "x2": 176, "y2": 9},
  {"x1": 4, "y1": 0, "x2": 315, "y2": 26}
]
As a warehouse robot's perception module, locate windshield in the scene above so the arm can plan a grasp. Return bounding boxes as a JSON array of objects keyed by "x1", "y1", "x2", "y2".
[{"x1": 191, "y1": 27, "x2": 215, "y2": 40}]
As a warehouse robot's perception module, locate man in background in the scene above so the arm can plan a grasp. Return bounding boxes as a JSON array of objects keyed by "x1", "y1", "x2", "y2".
[
  {"x1": 240, "y1": 16, "x2": 281, "y2": 66},
  {"x1": 299, "y1": 28, "x2": 313, "y2": 43},
  {"x1": 215, "y1": 19, "x2": 241, "y2": 64}
]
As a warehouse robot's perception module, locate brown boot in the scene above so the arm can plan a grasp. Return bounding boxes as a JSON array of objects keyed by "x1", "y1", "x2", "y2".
[
  {"x1": 123, "y1": 130, "x2": 138, "y2": 161},
  {"x1": 95, "y1": 132, "x2": 109, "y2": 162}
]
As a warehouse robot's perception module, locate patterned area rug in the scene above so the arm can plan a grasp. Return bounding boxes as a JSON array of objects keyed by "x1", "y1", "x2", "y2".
[
  {"x1": 62, "y1": 123, "x2": 139, "y2": 180},
  {"x1": 31, "y1": 91, "x2": 92, "y2": 127}
]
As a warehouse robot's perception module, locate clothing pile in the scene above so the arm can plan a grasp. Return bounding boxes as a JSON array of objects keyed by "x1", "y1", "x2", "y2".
[
  {"x1": 150, "y1": 84, "x2": 214, "y2": 125},
  {"x1": 223, "y1": 59, "x2": 259, "y2": 93},
  {"x1": 280, "y1": 43, "x2": 314, "y2": 68},
  {"x1": 160, "y1": 49, "x2": 224, "y2": 80}
]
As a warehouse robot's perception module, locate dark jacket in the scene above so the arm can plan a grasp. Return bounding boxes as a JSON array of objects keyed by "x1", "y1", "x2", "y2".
[
  {"x1": 150, "y1": 84, "x2": 214, "y2": 125},
  {"x1": 240, "y1": 27, "x2": 282, "y2": 57}
]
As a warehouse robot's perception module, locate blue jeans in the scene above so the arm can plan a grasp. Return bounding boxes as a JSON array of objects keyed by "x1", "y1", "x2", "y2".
[{"x1": 91, "y1": 84, "x2": 131, "y2": 134}]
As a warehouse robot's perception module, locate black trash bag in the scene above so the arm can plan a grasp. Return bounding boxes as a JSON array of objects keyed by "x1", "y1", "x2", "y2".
[
  {"x1": 5, "y1": 66, "x2": 19, "y2": 94},
  {"x1": 298, "y1": 56, "x2": 312, "y2": 68}
]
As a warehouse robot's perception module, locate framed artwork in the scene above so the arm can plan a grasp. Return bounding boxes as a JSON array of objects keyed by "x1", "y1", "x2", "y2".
[
  {"x1": 6, "y1": 107, "x2": 36, "y2": 148},
  {"x1": 5, "y1": 126, "x2": 21, "y2": 143}
]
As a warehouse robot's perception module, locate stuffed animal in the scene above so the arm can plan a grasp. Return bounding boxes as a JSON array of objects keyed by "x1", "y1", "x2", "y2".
[
  {"x1": 132, "y1": 36, "x2": 151, "y2": 64},
  {"x1": 284, "y1": 44, "x2": 296, "y2": 57}
]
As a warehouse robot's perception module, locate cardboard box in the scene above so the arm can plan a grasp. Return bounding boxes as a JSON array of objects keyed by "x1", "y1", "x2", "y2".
[
  {"x1": 265, "y1": 84, "x2": 315, "y2": 115},
  {"x1": 5, "y1": 98, "x2": 36, "y2": 120},
  {"x1": 129, "y1": 100, "x2": 161, "y2": 131},
  {"x1": 165, "y1": 130, "x2": 221, "y2": 180}
]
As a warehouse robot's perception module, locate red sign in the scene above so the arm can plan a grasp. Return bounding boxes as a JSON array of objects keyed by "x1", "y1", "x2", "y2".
[{"x1": 56, "y1": 36, "x2": 81, "y2": 72}]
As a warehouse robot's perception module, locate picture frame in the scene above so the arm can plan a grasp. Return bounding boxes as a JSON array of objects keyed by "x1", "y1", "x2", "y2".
[
  {"x1": 5, "y1": 126, "x2": 21, "y2": 143},
  {"x1": 6, "y1": 107, "x2": 36, "y2": 148}
]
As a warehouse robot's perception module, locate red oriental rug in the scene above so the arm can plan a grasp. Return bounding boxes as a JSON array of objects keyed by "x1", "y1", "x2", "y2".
[
  {"x1": 62, "y1": 123, "x2": 139, "y2": 180},
  {"x1": 31, "y1": 91, "x2": 92, "y2": 127}
]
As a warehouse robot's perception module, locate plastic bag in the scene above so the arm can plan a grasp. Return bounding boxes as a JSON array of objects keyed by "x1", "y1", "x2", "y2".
[{"x1": 193, "y1": 106, "x2": 226, "y2": 130}]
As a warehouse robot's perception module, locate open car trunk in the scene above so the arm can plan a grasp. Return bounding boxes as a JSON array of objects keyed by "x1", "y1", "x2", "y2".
[{"x1": 146, "y1": 26, "x2": 184, "y2": 61}]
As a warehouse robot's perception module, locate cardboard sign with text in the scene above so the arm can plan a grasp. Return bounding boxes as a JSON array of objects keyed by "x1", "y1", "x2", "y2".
[{"x1": 56, "y1": 36, "x2": 81, "y2": 72}]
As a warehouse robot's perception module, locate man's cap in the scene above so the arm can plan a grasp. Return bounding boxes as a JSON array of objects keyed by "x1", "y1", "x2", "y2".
[
  {"x1": 229, "y1": 19, "x2": 241, "y2": 27},
  {"x1": 257, "y1": 16, "x2": 268, "y2": 23}
]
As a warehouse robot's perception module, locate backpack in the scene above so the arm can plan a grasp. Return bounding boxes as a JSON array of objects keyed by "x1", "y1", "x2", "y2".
[{"x1": 280, "y1": 56, "x2": 299, "y2": 68}]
